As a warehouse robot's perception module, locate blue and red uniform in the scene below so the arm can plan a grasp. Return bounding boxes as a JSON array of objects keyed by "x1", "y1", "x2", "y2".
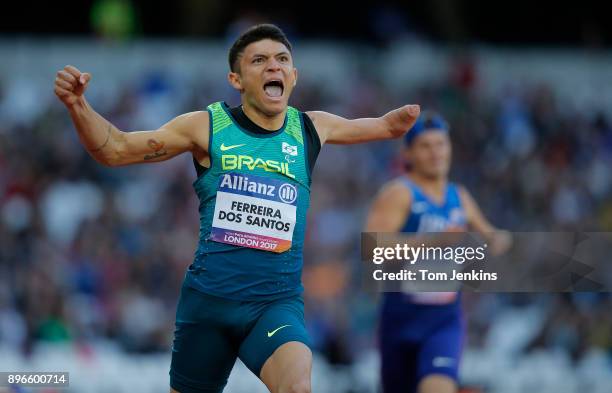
[{"x1": 379, "y1": 177, "x2": 466, "y2": 393}]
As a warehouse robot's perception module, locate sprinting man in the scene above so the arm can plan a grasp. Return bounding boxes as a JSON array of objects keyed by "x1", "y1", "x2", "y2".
[
  {"x1": 365, "y1": 112, "x2": 511, "y2": 393},
  {"x1": 54, "y1": 24, "x2": 420, "y2": 393}
]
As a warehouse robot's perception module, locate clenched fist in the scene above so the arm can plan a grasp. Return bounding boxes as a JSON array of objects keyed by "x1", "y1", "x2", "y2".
[{"x1": 54, "y1": 65, "x2": 91, "y2": 107}]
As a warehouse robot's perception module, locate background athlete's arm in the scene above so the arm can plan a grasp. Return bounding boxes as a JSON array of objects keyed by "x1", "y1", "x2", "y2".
[
  {"x1": 307, "y1": 105, "x2": 420, "y2": 145},
  {"x1": 364, "y1": 180, "x2": 452, "y2": 247},
  {"x1": 54, "y1": 65, "x2": 208, "y2": 167},
  {"x1": 458, "y1": 186, "x2": 512, "y2": 255},
  {"x1": 365, "y1": 180, "x2": 411, "y2": 232}
]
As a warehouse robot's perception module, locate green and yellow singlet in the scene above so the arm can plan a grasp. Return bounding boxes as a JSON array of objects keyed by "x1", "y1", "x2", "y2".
[{"x1": 185, "y1": 102, "x2": 320, "y2": 300}]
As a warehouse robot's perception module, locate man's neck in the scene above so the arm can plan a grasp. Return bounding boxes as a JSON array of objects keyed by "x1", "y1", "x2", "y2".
[
  {"x1": 408, "y1": 173, "x2": 447, "y2": 200},
  {"x1": 241, "y1": 102, "x2": 286, "y2": 131}
]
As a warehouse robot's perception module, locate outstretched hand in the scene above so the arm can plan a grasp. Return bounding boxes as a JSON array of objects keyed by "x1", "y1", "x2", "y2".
[{"x1": 384, "y1": 104, "x2": 421, "y2": 138}]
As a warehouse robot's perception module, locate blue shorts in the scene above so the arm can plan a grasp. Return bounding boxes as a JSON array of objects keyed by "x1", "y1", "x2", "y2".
[
  {"x1": 379, "y1": 297, "x2": 464, "y2": 393},
  {"x1": 170, "y1": 283, "x2": 311, "y2": 393}
]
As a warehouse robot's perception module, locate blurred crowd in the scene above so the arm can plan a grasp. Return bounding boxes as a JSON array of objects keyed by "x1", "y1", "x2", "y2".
[{"x1": 0, "y1": 45, "x2": 611, "y2": 379}]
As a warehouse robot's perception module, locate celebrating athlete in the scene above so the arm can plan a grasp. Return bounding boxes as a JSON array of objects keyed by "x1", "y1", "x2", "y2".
[{"x1": 54, "y1": 24, "x2": 420, "y2": 393}]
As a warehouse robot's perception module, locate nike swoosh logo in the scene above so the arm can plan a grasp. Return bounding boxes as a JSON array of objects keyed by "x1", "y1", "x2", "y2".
[
  {"x1": 220, "y1": 143, "x2": 246, "y2": 151},
  {"x1": 267, "y1": 324, "x2": 291, "y2": 338}
]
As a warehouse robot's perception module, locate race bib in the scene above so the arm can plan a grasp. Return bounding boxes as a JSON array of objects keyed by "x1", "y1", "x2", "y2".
[
  {"x1": 210, "y1": 172, "x2": 298, "y2": 253},
  {"x1": 408, "y1": 292, "x2": 458, "y2": 305}
]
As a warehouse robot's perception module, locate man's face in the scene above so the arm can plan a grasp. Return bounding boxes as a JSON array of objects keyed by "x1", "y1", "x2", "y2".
[
  {"x1": 405, "y1": 130, "x2": 451, "y2": 179},
  {"x1": 228, "y1": 39, "x2": 297, "y2": 116}
]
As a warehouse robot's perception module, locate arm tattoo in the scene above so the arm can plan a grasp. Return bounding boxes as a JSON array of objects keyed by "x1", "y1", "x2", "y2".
[
  {"x1": 143, "y1": 138, "x2": 168, "y2": 160},
  {"x1": 90, "y1": 124, "x2": 112, "y2": 153}
]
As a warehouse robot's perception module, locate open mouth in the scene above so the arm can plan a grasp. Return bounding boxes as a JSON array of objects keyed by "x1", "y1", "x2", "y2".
[{"x1": 263, "y1": 80, "x2": 284, "y2": 98}]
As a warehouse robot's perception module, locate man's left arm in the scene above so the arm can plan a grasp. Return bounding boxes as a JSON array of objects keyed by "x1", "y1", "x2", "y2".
[
  {"x1": 306, "y1": 105, "x2": 420, "y2": 145},
  {"x1": 458, "y1": 186, "x2": 512, "y2": 255}
]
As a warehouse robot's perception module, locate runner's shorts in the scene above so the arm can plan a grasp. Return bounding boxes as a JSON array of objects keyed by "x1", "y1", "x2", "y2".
[{"x1": 170, "y1": 283, "x2": 311, "y2": 393}]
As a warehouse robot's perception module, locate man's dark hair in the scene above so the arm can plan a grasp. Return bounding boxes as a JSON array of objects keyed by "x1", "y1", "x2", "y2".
[{"x1": 228, "y1": 24, "x2": 292, "y2": 73}]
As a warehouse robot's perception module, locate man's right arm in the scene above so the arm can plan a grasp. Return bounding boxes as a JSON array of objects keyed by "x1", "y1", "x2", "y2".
[
  {"x1": 55, "y1": 65, "x2": 209, "y2": 167},
  {"x1": 365, "y1": 180, "x2": 435, "y2": 247},
  {"x1": 365, "y1": 179, "x2": 412, "y2": 233},
  {"x1": 365, "y1": 180, "x2": 462, "y2": 248}
]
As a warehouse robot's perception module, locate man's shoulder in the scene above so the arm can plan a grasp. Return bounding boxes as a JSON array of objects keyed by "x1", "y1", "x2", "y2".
[
  {"x1": 175, "y1": 110, "x2": 210, "y2": 130},
  {"x1": 452, "y1": 183, "x2": 468, "y2": 195},
  {"x1": 168, "y1": 111, "x2": 211, "y2": 151},
  {"x1": 302, "y1": 110, "x2": 323, "y2": 122},
  {"x1": 300, "y1": 111, "x2": 328, "y2": 145},
  {"x1": 379, "y1": 177, "x2": 413, "y2": 202}
]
